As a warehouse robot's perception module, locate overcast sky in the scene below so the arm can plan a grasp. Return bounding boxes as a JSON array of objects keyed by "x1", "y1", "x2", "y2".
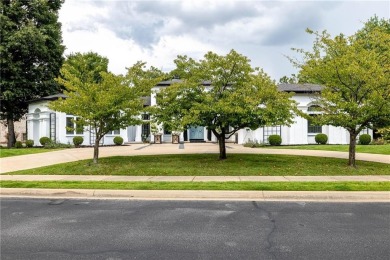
[{"x1": 59, "y1": 0, "x2": 389, "y2": 81}]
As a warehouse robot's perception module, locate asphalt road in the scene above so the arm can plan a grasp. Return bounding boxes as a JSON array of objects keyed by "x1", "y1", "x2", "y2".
[{"x1": 1, "y1": 198, "x2": 389, "y2": 260}]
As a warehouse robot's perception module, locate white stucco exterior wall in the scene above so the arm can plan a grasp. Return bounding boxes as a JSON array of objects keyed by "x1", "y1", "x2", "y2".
[
  {"x1": 27, "y1": 86, "x2": 374, "y2": 146},
  {"x1": 27, "y1": 100, "x2": 128, "y2": 146}
]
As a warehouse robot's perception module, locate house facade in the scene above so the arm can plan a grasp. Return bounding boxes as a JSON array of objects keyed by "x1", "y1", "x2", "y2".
[
  {"x1": 237, "y1": 83, "x2": 364, "y2": 145},
  {"x1": 151, "y1": 81, "x2": 372, "y2": 145},
  {"x1": 27, "y1": 83, "x2": 372, "y2": 146},
  {"x1": 27, "y1": 94, "x2": 131, "y2": 146}
]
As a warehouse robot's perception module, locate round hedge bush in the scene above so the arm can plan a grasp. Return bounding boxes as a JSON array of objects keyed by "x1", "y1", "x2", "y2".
[
  {"x1": 359, "y1": 134, "x2": 371, "y2": 145},
  {"x1": 25, "y1": 139, "x2": 34, "y2": 147},
  {"x1": 14, "y1": 141, "x2": 23, "y2": 148},
  {"x1": 39, "y1": 137, "x2": 51, "y2": 146},
  {"x1": 73, "y1": 136, "x2": 84, "y2": 147},
  {"x1": 268, "y1": 135, "x2": 282, "y2": 146},
  {"x1": 315, "y1": 133, "x2": 328, "y2": 144},
  {"x1": 113, "y1": 136, "x2": 124, "y2": 145}
]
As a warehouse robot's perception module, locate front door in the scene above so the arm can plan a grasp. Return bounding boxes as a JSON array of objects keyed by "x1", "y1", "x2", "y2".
[
  {"x1": 189, "y1": 126, "x2": 204, "y2": 140},
  {"x1": 127, "y1": 126, "x2": 136, "y2": 142}
]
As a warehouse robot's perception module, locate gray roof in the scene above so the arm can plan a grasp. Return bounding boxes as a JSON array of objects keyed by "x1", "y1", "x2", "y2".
[
  {"x1": 155, "y1": 80, "x2": 323, "y2": 93},
  {"x1": 277, "y1": 83, "x2": 323, "y2": 92},
  {"x1": 29, "y1": 93, "x2": 67, "y2": 103},
  {"x1": 29, "y1": 93, "x2": 151, "y2": 106},
  {"x1": 43, "y1": 93, "x2": 68, "y2": 99}
]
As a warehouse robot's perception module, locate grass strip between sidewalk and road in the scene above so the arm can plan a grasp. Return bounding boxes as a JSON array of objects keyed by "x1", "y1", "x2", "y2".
[
  {"x1": 7, "y1": 154, "x2": 390, "y2": 176},
  {"x1": 1, "y1": 181, "x2": 389, "y2": 191}
]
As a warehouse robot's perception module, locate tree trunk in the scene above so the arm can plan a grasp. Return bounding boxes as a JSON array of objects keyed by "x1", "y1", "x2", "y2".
[
  {"x1": 218, "y1": 134, "x2": 227, "y2": 160},
  {"x1": 93, "y1": 138, "x2": 100, "y2": 164},
  {"x1": 348, "y1": 132, "x2": 357, "y2": 168},
  {"x1": 7, "y1": 118, "x2": 16, "y2": 148}
]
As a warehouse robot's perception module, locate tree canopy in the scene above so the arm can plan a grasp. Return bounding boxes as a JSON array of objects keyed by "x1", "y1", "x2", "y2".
[
  {"x1": 153, "y1": 50, "x2": 297, "y2": 159},
  {"x1": 50, "y1": 52, "x2": 164, "y2": 163},
  {"x1": 0, "y1": 0, "x2": 65, "y2": 147},
  {"x1": 291, "y1": 16, "x2": 390, "y2": 167}
]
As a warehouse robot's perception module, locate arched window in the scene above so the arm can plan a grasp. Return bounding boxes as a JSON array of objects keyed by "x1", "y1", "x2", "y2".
[
  {"x1": 33, "y1": 108, "x2": 41, "y2": 119},
  {"x1": 307, "y1": 105, "x2": 321, "y2": 112}
]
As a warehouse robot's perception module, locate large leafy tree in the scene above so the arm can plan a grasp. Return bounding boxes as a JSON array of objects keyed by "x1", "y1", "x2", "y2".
[
  {"x1": 291, "y1": 17, "x2": 390, "y2": 167},
  {"x1": 0, "y1": 0, "x2": 65, "y2": 147},
  {"x1": 50, "y1": 52, "x2": 163, "y2": 164},
  {"x1": 279, "y1": 74, "x2": 298, "y2": 84},
  {"x1": 154, "y1": 50, "x2": 296, "y2": 160}
]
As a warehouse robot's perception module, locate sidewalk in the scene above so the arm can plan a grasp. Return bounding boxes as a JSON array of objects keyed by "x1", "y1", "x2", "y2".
[
  {"x1": 1, "y1": 174, "x2": 389, "y2": 202},
  {"x1": 1, "y1": 143, "x2": 389, "y2": 174},
  {"x1": 1, "y1": 175, "x2": 390, "y2": 182}
]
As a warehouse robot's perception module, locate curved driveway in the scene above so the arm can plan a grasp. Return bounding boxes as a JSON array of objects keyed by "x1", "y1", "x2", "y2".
[{"x1": 0, "y1": 143, "x2": 389, "y2": 174}]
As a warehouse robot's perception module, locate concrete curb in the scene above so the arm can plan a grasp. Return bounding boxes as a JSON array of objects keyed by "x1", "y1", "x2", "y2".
[{"x1": 1, "y1": 188, "x2": 389, "y2": 202}]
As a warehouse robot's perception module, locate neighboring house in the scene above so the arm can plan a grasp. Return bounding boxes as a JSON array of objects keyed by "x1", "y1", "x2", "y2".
[
  {"x1": 27, "y1": 83, "x2": 372, "y2": 146},
  {"x1": 0, "y1": 118, "x2": 27, "y2": 144}
]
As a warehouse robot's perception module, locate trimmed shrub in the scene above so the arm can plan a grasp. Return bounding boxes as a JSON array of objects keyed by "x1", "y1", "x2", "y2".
[
  {"x1": 73, "y1": 136, "x2": 84, "y2": 147},
  {"x1": 39, "y1": 137, "x2": 51, "y2": 146},
  {"x1": 315, "y1": 133, "x2": 328, "y2": 144},
  {"x1": 268, "y1": 135, "x2": 282, "y2": 146},
  {"x1": 25, "y1": 139, "x2": 34, "y2": 147},
  {"x1": 14, "y1": 141, "x2": 23, "y2": 148},
  {"x1": 359, "y1": 134, "x2": 371, "y2": 145},
  {"x1": 113, "y1": 136, "x2": 124, "y2": 145}
]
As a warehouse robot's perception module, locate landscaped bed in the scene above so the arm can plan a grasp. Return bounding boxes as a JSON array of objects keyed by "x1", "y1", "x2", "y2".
[{"x1": 6, "y1": 154, "x2": 390, "y2": 176}]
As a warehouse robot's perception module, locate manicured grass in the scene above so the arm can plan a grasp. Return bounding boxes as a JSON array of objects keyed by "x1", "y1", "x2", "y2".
[
  {"x1": 7, "y1": 154, "x2": 390, "y2": 176},
  {"x1": 0, "y1": 181, "x2": 388, "y2": 191},
  {"x1": 259, "y1": 144, "x2": 390, "y2": 155},
  {"x1": 0, "y1": 147, "x2": 63, "y2": 158}
]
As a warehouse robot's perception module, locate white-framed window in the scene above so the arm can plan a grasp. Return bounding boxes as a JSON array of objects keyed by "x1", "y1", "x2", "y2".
[
  {"x1": 307, "y1": 105, "x2": 322, "y2": 134},
  {"x1": 263, "y1": 125, "x2": 281, "y2": 142},
  {"x1": 107, "y1": 129, "x2": 120, "y2": 135},
  {"x1": 307, "y1": 116, "x2": 322, "y2": 134},
  {"x1": 66, "y1": 115, "x2": 83, "y2": 135}
]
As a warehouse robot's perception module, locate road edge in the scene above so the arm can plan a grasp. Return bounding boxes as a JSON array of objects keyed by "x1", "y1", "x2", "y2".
[{"x1": 1, "y1": 188, "x2": 389, "y2": 202}]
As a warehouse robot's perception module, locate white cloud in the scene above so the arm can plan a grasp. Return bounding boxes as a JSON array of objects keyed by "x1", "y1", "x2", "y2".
[{"x1": 59, "y1": 0, "x2": 390, "y2": 80}]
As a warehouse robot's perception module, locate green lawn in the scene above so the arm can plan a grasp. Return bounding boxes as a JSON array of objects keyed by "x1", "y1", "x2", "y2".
[
  {"x1": 259, "y1": 144, "x2": 390, "y2": 155},
  {"x1": 8, "y1": 154, "x2": 390, "y2": 176},
  {"x1": 0, "y1": 147, "x2": 63, "y2": 158},
  {"x1": 0, "y1": 180, "x2": 388, "y2": 191}
]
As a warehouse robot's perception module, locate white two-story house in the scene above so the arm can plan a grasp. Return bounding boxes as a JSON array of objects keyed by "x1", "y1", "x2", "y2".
[{"x1": 26, "y1": 82, "x2": 372, "y2": 146}]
